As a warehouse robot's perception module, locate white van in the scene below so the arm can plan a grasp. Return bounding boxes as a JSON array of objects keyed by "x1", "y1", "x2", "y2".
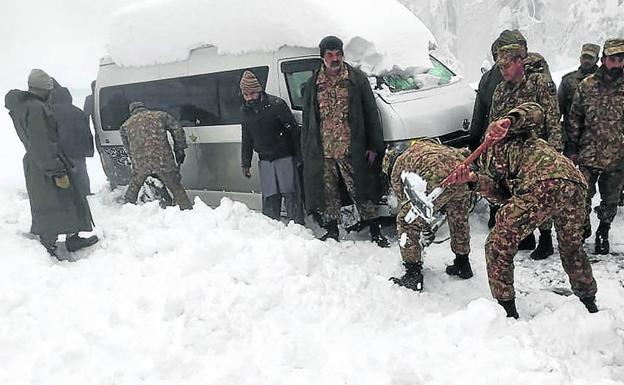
[{"x1": 94, "y1": 43, "x2": 474, "y2": 212}]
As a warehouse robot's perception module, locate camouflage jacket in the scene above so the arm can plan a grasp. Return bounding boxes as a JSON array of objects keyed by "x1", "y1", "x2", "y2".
[
  {"x1": 558, "y1": 66, "x2": 598, "y2": 154},
  {"x1": 523, "y1": 52, "x2": 552, "y2": 80},
  {"x1": 120, "y1": 108, "x2": 187, "y2": 173},
  {"x1": 476, "y1": 103, "x2": 586, "y2": 204},
  {"x1": 490, "y1": 71, "x2": 562, "y2": 151},
  {"x1": 391, "y1": 139, "x2": 470, "y2": 211},
  {"x1": 317, "y1": 64, "x2": 350, "y2": 159},
  {"x1": 568, "y1": 66, "x2": 624, "y2": 170}
]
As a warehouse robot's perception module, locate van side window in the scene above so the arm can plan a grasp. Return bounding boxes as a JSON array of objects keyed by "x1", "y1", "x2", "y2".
[
  {"x1": 99, "y1": 66, "x2": 269, "y2": 130},
  {"x1": 280, "y1": 59, "x2": 322, "y2": 111}
]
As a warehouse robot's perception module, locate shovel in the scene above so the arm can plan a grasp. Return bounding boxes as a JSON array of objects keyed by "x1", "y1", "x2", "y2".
[{"x1": 401, "y1": 123, "x2": 506, "y2": 225}]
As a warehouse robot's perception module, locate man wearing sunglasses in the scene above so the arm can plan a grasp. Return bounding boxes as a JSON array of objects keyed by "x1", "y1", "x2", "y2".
[{"x1": 569, "y1": 38, "x2": 624, "y2": 255}]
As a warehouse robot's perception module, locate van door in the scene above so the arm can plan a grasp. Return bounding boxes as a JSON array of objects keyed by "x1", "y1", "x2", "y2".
[{"x1": 278, "y1": 58, "x2": 322, "y2": 123}]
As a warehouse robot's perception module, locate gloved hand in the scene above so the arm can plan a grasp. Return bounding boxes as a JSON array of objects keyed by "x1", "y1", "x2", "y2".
[
  {"x1": 366, "y1": 150, "x2": 377, "y2": 167},
  {"x1": 242, "y1": 167, "x2": 251, "y2": 178},
  {"x1": 54, "y1": 174, "x2": 70, "y2": 189},
  {"x1": 175, "y1": 149, "x2": 186, "y2": 165}
]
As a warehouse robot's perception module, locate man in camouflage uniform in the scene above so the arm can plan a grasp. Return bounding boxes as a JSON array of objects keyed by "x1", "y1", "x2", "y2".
[
  {"x1": 470, "y1": 29, "x2": 552, "y2": 230},
  {"x1": 568, "y1": 38, "x2": 624, "y2": 254},
  {"x1": 489, "y1": 43, "x2": 561, "y2": 260},
  {"x1": 388, "y1": 139, "x2": 473, "y2": 291},
  {"x1": 447, "y1": 102, "x2": 598, "y2": 319},
  {"x1": 301, "y1": 36, "x2": 389, "y2": 247},
  {"x1": 120, "y1": 102, "x2": 192, "y2": 210},
  {"x1": 558, "y1": 43, "x2": 601, "y2": 157}
]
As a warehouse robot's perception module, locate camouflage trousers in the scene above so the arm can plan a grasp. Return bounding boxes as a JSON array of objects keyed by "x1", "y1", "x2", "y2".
[
  {"x1": 580, "y1": 164, "x2": 624, "y2": 225},
  {"x1": 396, "y1": 197, "x2": 471, "y2": 264},
  {"x1": 486, "y1": 180, "x2": 597, "y2": 301},
  {"x1": 322, "y1": 158, "x2": 377, "y2": 222},
  {"x1": 125, "y1": 169, "x2": 192, "y2": 210}
]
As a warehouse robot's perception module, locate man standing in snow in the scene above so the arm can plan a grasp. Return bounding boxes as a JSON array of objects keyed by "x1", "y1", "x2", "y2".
[
  {"x1": 240, "y1": 70, "x2": 304, "y2": 224},
  {"x1": 568, "y1": 38, "x2": 624, "y2": 255},
  {"x1": 4, "y1": 69, "x2": 98, "y2": 257},
  {"x1": 558, "y1": 43, "x2": 600, "y2": 157},
  {"x1": 50, "y1": 82, "x2": 94, "y2": 196},
  {"x1": 470, "y1": 29, "x2": 552, "y2": 233},
  {"x1": 120, "y1": 102, "x2": 192, "y2": 210},
  {"x1": 489, "y1": 43, "x2": 561, "y2": 261},
  {"x1": 447, "y1": 102, "x2": 598, "y2": 319},
  {"x1": 387, "y1": 140, "x2": 473, "y2": 291},
  {"x1": 301, "y1": 35, "x2": 389, "y2": 247}
]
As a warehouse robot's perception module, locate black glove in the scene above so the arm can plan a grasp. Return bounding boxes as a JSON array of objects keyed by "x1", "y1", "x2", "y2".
[{"x1": 175, "y1": 149, "x2": 186, "y2": 165}]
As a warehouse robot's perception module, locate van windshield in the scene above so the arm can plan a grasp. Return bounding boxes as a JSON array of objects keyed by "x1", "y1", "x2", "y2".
[{"x1": 379, "y1": 56, "x2": 455, "y2": 93}]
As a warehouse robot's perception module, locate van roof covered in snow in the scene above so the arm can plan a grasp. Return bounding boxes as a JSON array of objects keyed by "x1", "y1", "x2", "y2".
[{"x1": 105, "y1": 0, "x2": 437, "y2": 75}]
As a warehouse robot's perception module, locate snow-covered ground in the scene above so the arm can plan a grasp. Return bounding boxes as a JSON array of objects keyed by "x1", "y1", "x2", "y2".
[{"x1": 1, "y1": 187, "x2": 623, "y2": 384}]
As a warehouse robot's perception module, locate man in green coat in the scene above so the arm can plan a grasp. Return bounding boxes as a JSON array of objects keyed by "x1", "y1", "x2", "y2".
[
  {"x1": 5, "y1": 69, "x2": 98, "y2": 258},
  {"x1": 301, "y1": 36, "x2": 388, "y2": 247}
]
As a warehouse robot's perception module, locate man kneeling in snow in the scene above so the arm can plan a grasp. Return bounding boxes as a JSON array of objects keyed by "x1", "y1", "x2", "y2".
[
  {"x1": 446, "y1": 102, "x2": 598, "y2": 318},
  {"x1": 387, "y1": 140, "x2": 473, "y2": 291}
]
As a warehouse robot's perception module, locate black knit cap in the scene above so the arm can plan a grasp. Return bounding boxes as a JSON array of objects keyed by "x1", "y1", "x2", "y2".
[{"x1": 319, "y1": 35, "x2": 343, "y2": 57}]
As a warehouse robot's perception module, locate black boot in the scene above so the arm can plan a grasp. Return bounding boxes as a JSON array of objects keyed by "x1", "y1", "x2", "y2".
[
  {"x1": 530, "y1": 230, "x2": 554, "y2": 260},
  {"x1": 445, "y1": 254, "x2": 473, "y2": 279},
  {"x1": 488, "y1": 205, "x2": 498, "y2": 229},
  {"x1": 619, "y1": 191, "x2": 624, "y2": 207},
  {"x1": 518, "y1": 232, "x2": 536, "y2": 251},
  {"x1": 369, "y1": 219, "x2": 390, "y2": 248},
  {"x1": 390, "y1": 262, "x2": 424, "y2": 291},
  {"x1": 319, "y1": 221, "x2": 339, "y2": 241},
  {"x1": 65, "y1": 234, "x2": 99, "y2": 252},
  {"x1": 594, "y1": 222, "x2": 610, "y2": 255},
  {"x1": 497, "y1": 299, "x2": 519, "y2": 319},
  {"x1": 39, "y1": 235, "x2": 59, "y2": 257},
  {"x1": 580, "y1": 296, "x2": 598, "y2": 313}
]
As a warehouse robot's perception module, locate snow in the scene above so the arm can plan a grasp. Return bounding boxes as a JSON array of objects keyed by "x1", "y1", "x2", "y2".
[
  {"x1": 1, "y1": 187, "x2": 624, "y2": 384},
  {"x1": 106, "y1": 0, "x2": 436, "y2": 75}
]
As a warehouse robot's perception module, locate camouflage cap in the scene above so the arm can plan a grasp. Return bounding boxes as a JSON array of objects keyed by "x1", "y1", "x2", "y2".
[
  {"x1": 496, "y1": 44, "x2": 524, "y2": 66},
  {"x1": 128, "y1": 101, "x2": 145, "y2": 113},
  {"x1": 498, "y1": 29, "x2": 526, "y2": 46},
  {"x1": 580, "y1": 43, "x2": 600, "y2": 58},
  {"x1": 603, "y1": 38, "x2": 624, "y2": 56}
]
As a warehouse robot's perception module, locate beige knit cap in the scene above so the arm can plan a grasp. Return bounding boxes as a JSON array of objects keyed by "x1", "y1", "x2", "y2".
[{"x1": 240, "y1": 70, "x2": 262, "y2": 93}]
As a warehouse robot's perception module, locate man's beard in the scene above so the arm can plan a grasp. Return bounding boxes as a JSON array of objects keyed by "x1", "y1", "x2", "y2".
[
  {"x1": 245, "y1": 99, "x2": 259, "y2": 108},
  {"x1": 606, "y1": 67, "x2": 623, "y2": 79}
]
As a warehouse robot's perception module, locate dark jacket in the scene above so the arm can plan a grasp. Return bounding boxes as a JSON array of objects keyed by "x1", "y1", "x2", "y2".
[
  {"x1": 558, "y1": 66, "x2": 598, "y2": 155},
  {"x1": 301, "y1": 63, "x2": 385, "y2": 213},
  {"x1": 469, "y1": 67, "x2": 503, "y2": 151},
  {"x1": 5, "y1": 89, "x2": 93, "y2": 236},
  {"x1": 241, "y1": 93, "x2": 300, "y2": 167},
  {"x1": 50, "y1": 87, "x2": 94, "y2": 159}
]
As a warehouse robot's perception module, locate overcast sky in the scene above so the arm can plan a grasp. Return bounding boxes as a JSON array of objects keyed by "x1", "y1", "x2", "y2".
[{"x1": 0, "y1": 0, "x2": 143, "y2": 91}]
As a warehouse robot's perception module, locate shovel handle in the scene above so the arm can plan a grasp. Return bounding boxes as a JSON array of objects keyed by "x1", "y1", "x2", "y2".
[{"x1": 439, "y1": 134, "x2": 497, "y2": 187}]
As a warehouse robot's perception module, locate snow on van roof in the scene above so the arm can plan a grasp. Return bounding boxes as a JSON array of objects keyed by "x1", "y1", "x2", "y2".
[{"x1": 106, "y1": 0, "x2": 437, "y2": 75}]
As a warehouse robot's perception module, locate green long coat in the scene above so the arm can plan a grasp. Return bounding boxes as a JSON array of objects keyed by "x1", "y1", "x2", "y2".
[
  {"x1": 5, "y1": 90, "x2": 93, "y2": 237},
  {"x1": 301, "y1": 64, "x2": 385, "y2": 214}
]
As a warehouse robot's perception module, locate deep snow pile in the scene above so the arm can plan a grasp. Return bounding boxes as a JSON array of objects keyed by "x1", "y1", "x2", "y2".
[
  {"x1": 106, "y1": 0, "x2": 436, "y2": 75},
  {"x1": 1, "y1": 187, "x2": 624, "y2": 384}
]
